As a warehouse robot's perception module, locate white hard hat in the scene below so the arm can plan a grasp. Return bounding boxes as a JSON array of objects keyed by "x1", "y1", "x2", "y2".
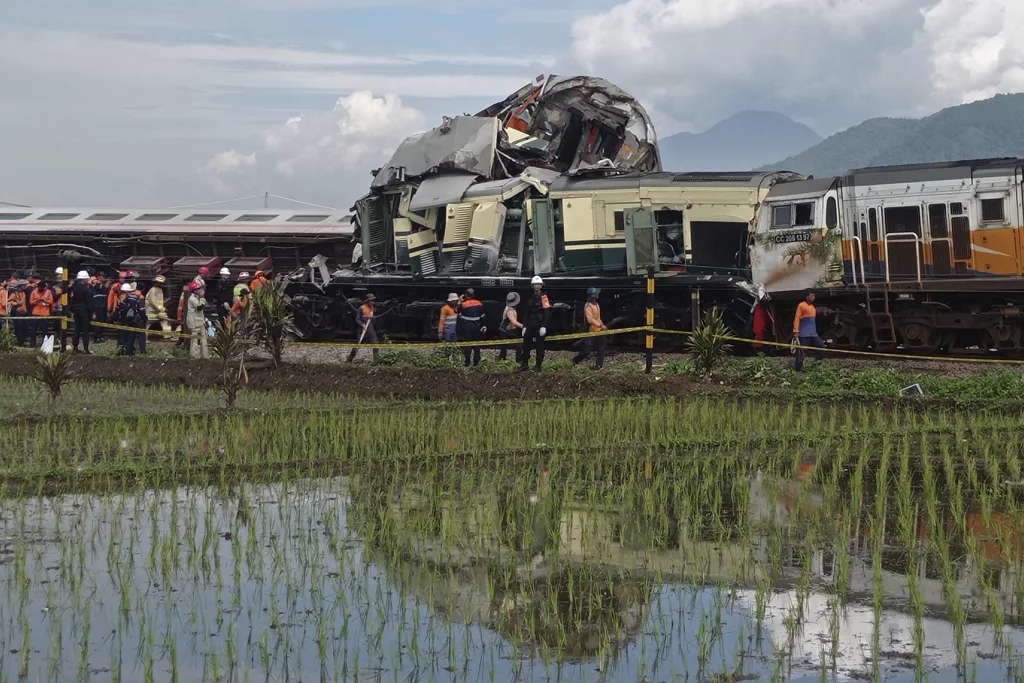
[
  {"x1": 76, "y1": 270, "x2": 89, "y2": 280},
  {"x1": 447, "y1": 292, "x2": 458, "y2": 302},
  {"x1": 55, "y1": 267, "x2": 64, "y2": 274},
  {"x1": 239, "y1": 271, "x2": 251, "y2": 279},
  {"x1": 219, "y1": 267, "x2": 230, "y2": 276},
  {"x1": 121, "y1": 282, "x2": 134, "y2": 292},
  {"x1": 531, "y1": 275, "x2": 544, "y2": 285}
]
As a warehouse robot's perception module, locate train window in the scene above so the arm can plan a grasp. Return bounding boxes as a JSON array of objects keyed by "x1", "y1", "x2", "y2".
[
  {"x1": 654, "y1": 209, "x2": 684, "y2": 264},
  {"x1": 868, "y1": 208, "x2": 878, "y2": 241},
  {"x1": 235, "y1": 214, "x2": 277, "y2": 222},
  {"x1": 0, "y1": 213, "x2": 31, "y2": 220},
  {"x1": 771, "y1": 204, "x2": 792, "y2": 229},
  {"x1": 883, "y1": 206, "x2": 922, "y2": 236},
  {"x1": 86, "y1": 213, "x2": 129, "y2": 221},
  {"x1": 928, "y1": 204, "x2": 948, "y2": 238},
  {"x1": 950, "y1": 202, "x2": 965, "y2": 216},
  {"x1": 184, "y1": 214, "x2": 227, "y2": 222},
  {"x1": 825, "y1": 197, "x2": 838, "y2": 229},
  {"x1": 613, "y1": 211, "x2": 625, "y2": 234},
  {"x1": 980, "y1": 198, "x2": 1005, "y2": 223},
  {"x1": 794, "y1": 202, "x2": 815, "y2": 226},
  {"x1": 286, "y1": 215, "x2": 330, "y2": 223},
  {"x1": 136, "y1": 213, "x2": 176, "y2": 221},
  {"x1": 38, "y1": 213, "x2": 78, "y2": 220}
]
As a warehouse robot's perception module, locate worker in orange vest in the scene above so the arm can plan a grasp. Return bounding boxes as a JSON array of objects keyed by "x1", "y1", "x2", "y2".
[
  {"x1": 29, "y1": 280, "x2": 55, "y2": 348},
  {"x1": 793, "y1": 289, "x2": 825, "y2": 371},
  {"x1": 346, "y1": 293, "x2": 379, "y2": 362},
  {"x1": 571, "y1": 287, "x2": 607, "y2": 369},
  {"x1": 437, "y1": 293, "x2": 459, "y2": 342},
  {"x1": 456, "y1": 288, "x2": 487, "y2": 367}
]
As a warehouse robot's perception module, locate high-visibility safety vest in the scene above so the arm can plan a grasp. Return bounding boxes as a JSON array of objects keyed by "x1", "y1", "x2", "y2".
[
  {"x1": 584, "y1": 301, "x2": 603, "y2": 332},
  {"x1": 438, "y1": 303, "x2": 458, "y2": 337},
  {"x1": 30, "y1": 288, "x2": 54, "y2": 317}
]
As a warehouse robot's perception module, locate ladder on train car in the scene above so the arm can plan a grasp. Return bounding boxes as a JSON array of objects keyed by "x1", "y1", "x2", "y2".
[{"x1": 865, "y1": 287, "x2": 897, "y2": 347}]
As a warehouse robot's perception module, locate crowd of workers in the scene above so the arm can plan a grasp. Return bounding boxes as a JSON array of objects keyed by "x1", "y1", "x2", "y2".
[
  {"x1": 1, "y1": 266, "x2": 271, "y2": 359},
  {"x1": 4, "y1": 266, "x2": 824, "y2": 372},
  {"x1": 348, "y1": 275, "x2": 608, "y2": 371}
]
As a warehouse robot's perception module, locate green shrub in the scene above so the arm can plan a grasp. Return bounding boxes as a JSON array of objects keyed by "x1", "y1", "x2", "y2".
[
  {"x1": 0, "y1": 325, "x2": 17, "y2": 354},
  {"x1": 251, "y1": 284, "x2": 294, "y2": 368},
  {"x1": 687, "y1": 307, "x2": 732, "y2": 375},
  {"x1": 33, "y1": 352, "x2": 77, "y2": 402}
]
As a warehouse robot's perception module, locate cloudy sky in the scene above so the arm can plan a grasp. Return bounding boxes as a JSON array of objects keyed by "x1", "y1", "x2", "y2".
[{"x1": 2, "y1": 0, "x2": 1022, "y2": 210}]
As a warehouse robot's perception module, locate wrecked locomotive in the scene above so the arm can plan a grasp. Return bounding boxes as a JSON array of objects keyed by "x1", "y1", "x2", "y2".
[{"x1": 285, "y1": 75, "x2": 800, "y2": 342}]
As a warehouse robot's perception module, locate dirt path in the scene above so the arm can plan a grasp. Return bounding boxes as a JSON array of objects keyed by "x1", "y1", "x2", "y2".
[{"x1": 0, "y1": 353, "x2": 702, "y2": 400}]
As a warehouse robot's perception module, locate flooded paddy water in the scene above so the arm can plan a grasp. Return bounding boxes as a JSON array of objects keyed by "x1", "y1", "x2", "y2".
[{"x1": 4, "y1": 396, "x2": 1024, "y2": 681}]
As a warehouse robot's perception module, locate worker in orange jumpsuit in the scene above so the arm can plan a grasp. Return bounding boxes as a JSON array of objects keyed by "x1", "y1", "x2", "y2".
[
  {"x1": 437, "y1": 293, "x2": 459, "y2": 342},
  {"x1": 9, "y1": 280, "x2": 28, "y2": 346},
  {"x1": 793, "y1": 289, "x2": 825, "y2": 371},
  {"x1": 250, "y1": 270, "x2": 269, "y2": 292},
  {"x1": 29, "y1": 280, "x2": 55, "y2": 348}
]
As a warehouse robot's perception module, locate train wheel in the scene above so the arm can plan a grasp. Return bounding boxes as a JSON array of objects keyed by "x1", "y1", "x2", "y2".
[
  {"x1": 900, "y1": 322, "x2": 941, "y2": 354},
  {"x1": 986, "y1": 323, "x2": 1022, "y2": 353},
  {"x1": 829, "y1": 317, "x2": 869, "y2": 350}
]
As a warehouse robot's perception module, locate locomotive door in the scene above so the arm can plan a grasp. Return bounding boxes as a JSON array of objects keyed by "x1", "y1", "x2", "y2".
[
  {"x1": 948, "y1": 201, "x2": 974, "y2": 276},
  {"x1": 880, "y1": 203, "x2": 924, "y2": 281}
]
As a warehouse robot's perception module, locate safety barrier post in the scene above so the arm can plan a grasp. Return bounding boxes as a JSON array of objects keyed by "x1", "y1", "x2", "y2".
[
  {"x1": 60, "y1": 266, "x2": 69, "y2": 351},
  {"x1": 691, "y1": 288, "x2": 701, "y2": 332},
  {"x1": 645, "y1": 267, "x2": 654, "y2": 374}
]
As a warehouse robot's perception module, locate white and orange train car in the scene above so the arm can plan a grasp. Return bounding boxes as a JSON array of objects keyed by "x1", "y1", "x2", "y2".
[{"x1": 750, "y1": 157, "x2": 1024, "y2": 353}]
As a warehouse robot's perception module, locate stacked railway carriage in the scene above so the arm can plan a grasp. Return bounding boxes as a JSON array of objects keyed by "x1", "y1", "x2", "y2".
[
  {"x1": 750, "y1": 157, "x2": 1024, "y2": 353},
  {"x1": 0, "y1": 208, "x2": 353, "y2": 314},
  {"x1": 288, "y1": 75, "x2": 800, "y2": 342}
]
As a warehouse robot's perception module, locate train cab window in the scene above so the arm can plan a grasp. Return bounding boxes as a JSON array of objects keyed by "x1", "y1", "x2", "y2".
[
  {"x1": 654, "y1": 209, "x2": 684, "y2": 264},
  {"x1": 980, "y1": 198, "x2": 1005, "y2": 224},
  {"x1": 613, "y1": 211, "x2": 625, "y2": 234},
  {"x1": 771, "y1": 204, "x2": 792, "y2": 229},
  {"x1": 883, "y1": 206, "x2": 922, "y2": 236},
  {"x1": 928, "y1": 203, "x2": 948, "y2": 238},
  {"x1": 868, "y1": 208, "x2": 879, "y2": 241},
  {"x1": 794, "y1": 202, "x2": 815, "y2": 227},
  {"x1": 825, "y1": 197, "x2": 838, "y2": 229}
]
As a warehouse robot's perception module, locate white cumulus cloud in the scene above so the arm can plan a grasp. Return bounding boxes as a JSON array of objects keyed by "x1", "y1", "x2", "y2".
[
  {"x1": 570, "y1": 0, "x2": 1024, "y2": 135},
  {"x1": 203, "y1": 91, "x2": 426, "y2": 204}
]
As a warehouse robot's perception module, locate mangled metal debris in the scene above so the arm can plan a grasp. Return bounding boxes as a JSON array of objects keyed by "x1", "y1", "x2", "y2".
[{"x1": 372, "y1": 74, "x2": 660, "y2": 189}]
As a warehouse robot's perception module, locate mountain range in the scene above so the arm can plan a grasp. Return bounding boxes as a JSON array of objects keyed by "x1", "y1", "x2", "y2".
[
  {"x1": 761, "y1": 93, "x2": 1024, "y2": 177},
  {"x1": 658, "y1": 110, "x2": 822, "y2": 171},
  {"x1": 659, "y1": 93, "x2": 1024, "y2": 178}
]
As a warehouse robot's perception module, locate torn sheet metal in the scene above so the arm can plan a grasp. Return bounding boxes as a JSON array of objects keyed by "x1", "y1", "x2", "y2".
[
  {"x1": 372, "y1": 116, "x2": 499, "y2": 188},
  {"x1": 372, "y1": 75, "x2": 661, "y2": 191},
  {"x1": 409, "y1": 173, "x2": 478, "y2": 211},
  {"x1": 478, "y1": 74, "x2": 661, "y2": 175}
]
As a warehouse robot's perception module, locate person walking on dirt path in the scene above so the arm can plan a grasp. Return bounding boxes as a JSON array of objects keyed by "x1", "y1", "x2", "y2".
[
  {"x1": 519, "y1": 276, "x2": 552, "y2": 373},
  {"x1": 497, "y1": 291, "x2": 523, "y2": 362},
  {"x1": 793, "y1": 289, "x2": 825, "y2": 372},
  {"x1": 145, "y1": 275, "x2": 171, "y2": 340},
  {"x1": 346, "y1": 293, "x2": 379, "y2": 363},
  {"x1": 115, "y1": 282, "x2": 146, "y2": 356},
  {"x1": 70, "y1": 270, "x2": 93, "y2": 354},
  {"x1": 572, "y1": 287, "x2": 607, "y2": 369},
  {"x1": 456, "y1": 288, "x2": 486, "y2": 367},
  {"x1": 186, "y1": 281, "x2": 210, "y2": 359},
  {"x1": 438, "y1": 293, "x2": 459, "y2": 342}
]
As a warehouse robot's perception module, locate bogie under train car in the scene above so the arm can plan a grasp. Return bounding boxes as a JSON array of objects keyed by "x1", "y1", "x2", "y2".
[{"x1": 751, "y1": 158, "x2": 1024, "y2": 353}]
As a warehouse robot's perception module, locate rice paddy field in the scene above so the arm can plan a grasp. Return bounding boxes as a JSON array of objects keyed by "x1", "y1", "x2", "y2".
[{"x1": 5, "y1": 375, "x2": 1024, "y2": 682}]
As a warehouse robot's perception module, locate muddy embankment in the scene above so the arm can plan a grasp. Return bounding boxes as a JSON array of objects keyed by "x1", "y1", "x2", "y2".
[{"x1": 0, "y1": 354, "x2": 705, "y2": 400}]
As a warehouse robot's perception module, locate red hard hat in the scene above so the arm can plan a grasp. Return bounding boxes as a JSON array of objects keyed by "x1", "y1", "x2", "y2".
[
  {"x1": 188, "y1": 281, "x2": 200, "y2": 292},
  {"x1": 198, "y1": 266, "x2": 210, "y2": 276},
  {"x1": 118, "y1": 271, "x2": 128, "y2": 279}
]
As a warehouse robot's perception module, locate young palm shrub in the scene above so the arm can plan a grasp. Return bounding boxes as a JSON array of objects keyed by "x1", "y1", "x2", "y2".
[
  {"x1": 688, "y1": 307, "x2": 732, "y2": 375},
  {"x1": 33, "y1": 351, "x2": 77, "y2": 403},
  {"x1": 210, "y1": 316, "x2": 249, "y2": 410},
  {"x1": 0, "y1": 324, "x2": 17, "y2": 353},
  {"x1": 251, "y1": 283, "x2": 293, "y2": 368}
]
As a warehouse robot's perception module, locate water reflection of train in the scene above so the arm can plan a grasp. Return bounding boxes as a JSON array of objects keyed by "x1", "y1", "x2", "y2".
[{"x1": 350, "y1": 464, "x2": 1024, "y2": 636}]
